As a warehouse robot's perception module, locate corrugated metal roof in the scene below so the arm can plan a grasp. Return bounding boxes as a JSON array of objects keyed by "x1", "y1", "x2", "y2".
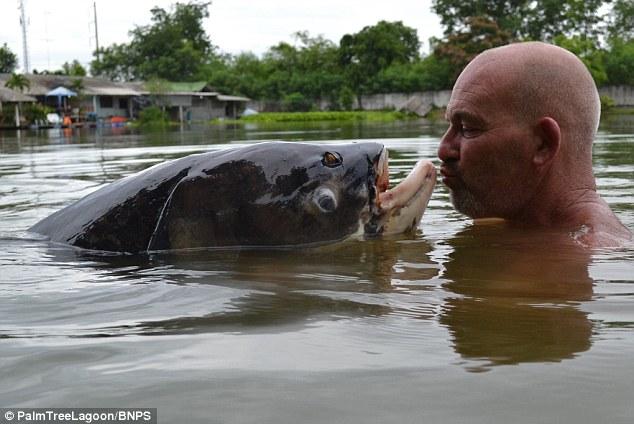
[
  {"x1": 84, "y1": 86, "x2": 142, "y2": 96},
  {"x1": 217, "y1": 94, "x2": 250, "y2": 102},
  {"x1": 0, "y1": 74, "x2": 246, "y2": 101},
  {"x1": 168, "y1": 91, "x2": 219, "y2": 96},
  {"x1": 0, "y1": 86, "x2": 37, "y2": 102},
  {"x1": 166, "y1": 81, "x2": 210, "y2": 92},
  {"x1": 0, "y1": 74, "x2": 143, "y2": 96}
]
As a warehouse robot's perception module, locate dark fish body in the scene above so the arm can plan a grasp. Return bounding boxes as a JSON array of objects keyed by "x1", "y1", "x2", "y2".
[{"x1": 30, "y1": 142, "x2": 386, "y2": 253}]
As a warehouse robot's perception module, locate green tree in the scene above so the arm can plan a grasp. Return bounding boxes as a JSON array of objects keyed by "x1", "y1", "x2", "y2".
[
  {"x1": 605, "y1": 38, "x2": 634, "y2": 85},
  {"x1": 0, "y1": 43, "x2": 18, "y2": 73},
  {"x1": 90, "y1": 44, "x2": 134, "y2": 81},
  {"x1": 61, "y1": 60, "x2": 87, "y2": 76},
  {"x1": 339, "y1": 21, "x2": 421, "y2": 104},
  {"x1": 432, "y1": 0, "x2": 606, "y2": 42},
  {"x1": 91, "y1": 1, "x2": 214, "y2": 81},
  {"x1": 264, "y1": 32, "x2": 343, "y2": 102},
  {"x1": 5, "y1": 73, "x2": 30, "y2": 126},
  {"x1": 282, "y1": 92, "x2": 312, "y2": 112},
  {"x1": 607, "y1": 0, "x2": 634, "y2": 41},
  {"x1": 372, "y1": 54, "x2": 453, "y2": 93},
  {"x1": 202, "y1": 32, "x2": 346, "y2": 104},
  {"x1": 433, "y1": 16, "x2": 512, "y2": 82},
  {"x1": 5, "y1": 72, "x2": 30, "y2": 92},
  {"x1": 69, "y1": 78, "x2": 86, "y2": 111}
]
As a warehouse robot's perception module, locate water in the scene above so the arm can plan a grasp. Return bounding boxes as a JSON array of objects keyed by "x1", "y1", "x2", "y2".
[{"x1": 1, "y1": 120, "x2": 633, "y2": 423}]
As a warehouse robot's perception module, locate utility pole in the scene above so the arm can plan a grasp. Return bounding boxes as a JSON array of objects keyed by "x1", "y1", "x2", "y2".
[
  {"x1": 93, "y1": 1, "x2": 100, "y2": 59},
  {"x1": 43, "y1": 10, "x2": 51, "y2": 70},
  {"x1": 18, "y1": 0, "x2": 30, "y2": 73}
]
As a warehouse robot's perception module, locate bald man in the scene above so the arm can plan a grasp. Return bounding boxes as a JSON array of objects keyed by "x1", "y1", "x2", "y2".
[{"x1": 438, "y1": 42, "x2": 631, "y2": 247}]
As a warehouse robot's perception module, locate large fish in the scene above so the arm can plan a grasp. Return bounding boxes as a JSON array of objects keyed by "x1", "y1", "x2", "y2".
[{"x1": 29, "y1": 142, "x2": 436, "y2": 253}]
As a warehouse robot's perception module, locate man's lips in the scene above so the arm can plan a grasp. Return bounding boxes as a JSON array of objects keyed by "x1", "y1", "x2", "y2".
[{"x1": 440, "y1": 164, "x2": 460, "y2": 187}]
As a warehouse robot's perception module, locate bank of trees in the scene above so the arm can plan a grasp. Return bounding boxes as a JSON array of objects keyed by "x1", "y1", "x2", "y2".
[
  {"x1": 87, "y1": 0, "x2": 634, "y2": 108},
  {"x1": 430, "y1": 0, "x2": 634, "y2": 87},
  {"x1": 7, "y1": 1, "x2": 632, "y2": 110},
  {"x1": 89, "y1": 2, "x2": 447, "y2": 109}
]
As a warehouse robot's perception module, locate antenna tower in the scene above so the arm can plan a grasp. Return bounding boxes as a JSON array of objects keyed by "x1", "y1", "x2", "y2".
[
  {"x1": 93, "y1": 2, "x2": 100, "y2": 58},
  {"x1": 18, "y1": 0, "x2": 30, "y2": 73}
]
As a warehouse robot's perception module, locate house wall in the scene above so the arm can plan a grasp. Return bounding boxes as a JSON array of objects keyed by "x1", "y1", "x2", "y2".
[
  {"x1": 190, "y1": 97, "x2": 212, "y2": 120},
  {"x1": 599, "y1": 86, "x2": 634, "y2": 106},
  {"x1": 248, "y1": 87, "x2": 634, "y2": 114},
  {"x1": 88, "y1": 96, "x2": 134, "y2": 118},
  {"x1": 164, "y1": 95, "x2": 192, "y2": 107},
  {"x1": 210, "y1": 99, "x2": 228, "y2": 118},
  {"x1": 247, "y1": 91, "x2": 452, "y2": 114},
  {"x1": 188, "y1": 97, "x2": 226, "y2": 120}
]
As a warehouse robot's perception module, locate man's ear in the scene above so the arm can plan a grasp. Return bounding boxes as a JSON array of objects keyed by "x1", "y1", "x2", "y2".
[{"x1": 533, "y1": 117, "x2": 561, "y2": 166}]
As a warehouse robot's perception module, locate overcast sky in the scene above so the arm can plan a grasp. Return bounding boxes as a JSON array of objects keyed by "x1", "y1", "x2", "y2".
[{"x1": 0, "y1": 0, "x2": 443, "y2": 73}]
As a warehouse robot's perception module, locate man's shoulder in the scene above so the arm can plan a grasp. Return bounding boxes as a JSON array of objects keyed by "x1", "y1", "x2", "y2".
[{"x1": 570, "y1": 211, "x2": 632, "y2": 248}]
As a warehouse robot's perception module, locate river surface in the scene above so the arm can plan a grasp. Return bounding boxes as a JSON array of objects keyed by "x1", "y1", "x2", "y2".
[{"x1": 1, "y1": 120, "x2": 633, "y2": 423}]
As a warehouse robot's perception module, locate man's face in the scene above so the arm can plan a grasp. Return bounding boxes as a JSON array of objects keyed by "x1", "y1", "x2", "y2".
[{"x1": 437, "y1": 64, "x2": 537, "y2": 219}]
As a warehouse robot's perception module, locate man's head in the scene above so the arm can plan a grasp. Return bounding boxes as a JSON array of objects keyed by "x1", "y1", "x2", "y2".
[{"x1": 437, "y1": 42, "x2": 600, "y2": 220}]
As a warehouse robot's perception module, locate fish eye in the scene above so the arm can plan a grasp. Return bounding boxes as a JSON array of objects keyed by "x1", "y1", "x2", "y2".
[
  {"x1": 322, "y1": 151, "x2": 342, "y2": 168},
  {"x1": 317, "y1": 195, "x2": 337, "y2": 213},
  {"x1": 312, "y1": 187, "x2": 338, "y2": 213}
]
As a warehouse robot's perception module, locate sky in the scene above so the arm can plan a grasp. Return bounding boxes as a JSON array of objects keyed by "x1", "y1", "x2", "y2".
[{"x1": 0, "y1": 0, "x2": 443, "y2": 74}]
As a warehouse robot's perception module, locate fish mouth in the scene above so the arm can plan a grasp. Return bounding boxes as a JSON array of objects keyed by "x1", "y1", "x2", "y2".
[{"x1": 366, "y1": 148, "x2": 436, "y2": 236}]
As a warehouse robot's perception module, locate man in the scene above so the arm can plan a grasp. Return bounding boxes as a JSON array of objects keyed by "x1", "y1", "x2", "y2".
[{"x1": 437, "y1": 42, "x2": 632, "y2": 247}]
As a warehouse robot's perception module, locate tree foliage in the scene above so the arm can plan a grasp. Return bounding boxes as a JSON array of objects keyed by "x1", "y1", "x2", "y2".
[
  {"x1": 605, "y1": 38, "x2": 634, "y2": 85},
  {"x1": 433, "y1": 16, "x2": 512, "y2": 81},
  {"x1": 91, "y1": 1, "x2": 213, "y2": 81},
  {"x1": 432, "y1": 0, "x2": 605, "y2": 41},
  {"x1": 199, "y1": 23, "x2": 447, "y2": 106},
  {"x1": 83, "y1": 0, "x2": 632, "y2": 111},
  {"x1": 339, "y1": 21, "x2": 421, "y2": 100},
  {"x1": 431, "y1": 0, "x2": 615, "y2": 86},
  {"x1": 0, "y1": 43, "x2": 18, "y2": 74},
  {"x1": 61, "y1": 60, "x2": 87, "y2": 76},
  {"x1": 607, "y1": 0, "x2": 634, "y2": 41},
  {"x1": 5, "y1": 73, "x2": 30, "y2": 92}
]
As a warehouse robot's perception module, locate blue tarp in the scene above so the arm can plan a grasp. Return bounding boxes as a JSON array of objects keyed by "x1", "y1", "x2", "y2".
[
  {"x1": 45, "y1": 86, "x2": 77, "y2": 111},
  {"x1": 45, "y1": 86, "x2": 77, "y2": 97}
]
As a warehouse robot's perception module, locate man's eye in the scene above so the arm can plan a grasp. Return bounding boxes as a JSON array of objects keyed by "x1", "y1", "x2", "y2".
[{"x1": 460, "y1": 125, "x2": 480, "y2": 138}]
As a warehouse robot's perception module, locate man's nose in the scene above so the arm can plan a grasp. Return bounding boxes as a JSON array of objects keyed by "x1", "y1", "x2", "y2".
[{"x1": 438, "y1": 128, "x2": 459, "y2": 163}]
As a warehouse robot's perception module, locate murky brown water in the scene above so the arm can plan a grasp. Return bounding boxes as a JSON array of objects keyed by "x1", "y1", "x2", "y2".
[{"x1": 1, "y1": 120, "x2": 633, "y2": 423}]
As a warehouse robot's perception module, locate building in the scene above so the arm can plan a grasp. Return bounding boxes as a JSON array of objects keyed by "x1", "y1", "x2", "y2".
[
  {"x1": 0, "y1": 74, "x2": 250, "y2": 123},
  {"x1": 0, "y1": 84, "x2": 37, "y2": 127},
  {"x1": 0, "y1": 74, "x2": 139, "y2": 120},
  {"x1": 126, "y1": 81, "x2": 250, "y2": 121}
]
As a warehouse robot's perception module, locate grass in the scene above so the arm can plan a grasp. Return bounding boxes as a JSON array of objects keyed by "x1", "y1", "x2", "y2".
[
  {"x1": 604, "y1": 107, "x2": 634, "y2": 115},
  {"x1": 216, "y1": 110, "x2": 417, "y2": 124},
  {"x1": 423, "y1": 106, "x2": 447, "y2": 123}
]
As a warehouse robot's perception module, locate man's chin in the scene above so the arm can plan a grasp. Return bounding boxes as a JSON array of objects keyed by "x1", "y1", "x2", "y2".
[{"x1": 450, "y1": 191, "x2": 488, "y2": 219}]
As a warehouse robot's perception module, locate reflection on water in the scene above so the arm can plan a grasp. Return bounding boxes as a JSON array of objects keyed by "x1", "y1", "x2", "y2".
[
  {"x1": 0, "y1": 121, "x2": 633, "y2": 422},
  {"x1": 440, "y1": 223, "x2": 594, "y2": 369}
]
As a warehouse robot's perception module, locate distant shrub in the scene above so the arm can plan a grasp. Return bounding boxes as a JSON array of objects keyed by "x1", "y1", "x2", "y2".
[
  {"x1": 282, "y1": 92, "x2": 312, "y2": 112},
  {"x1": 605, "y1": 38, "x2": 634, "y2": 86},
  {"x1": 0, "y1": 104, "x2": 17, "y2": 126},
  {"x1": 239, "y1": 110, "x2": 413, "y2": 123},
  {"x1": 338, "y1": 87, "x2": 355, "y2": 111},
  {"x1": 600, "y1": 95, "x2": 615, "y2": 111},
  {"x1": 138, "y1": 106, "x2": 169, "y2": 126},
  {"x1": 23, "y1": 103, "x2": 52, "y2": 123}
]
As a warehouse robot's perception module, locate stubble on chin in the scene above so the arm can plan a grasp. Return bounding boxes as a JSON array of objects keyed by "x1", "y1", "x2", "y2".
[{"x1": 449, "y1": 188, "x2": 488, "y2": 218}]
